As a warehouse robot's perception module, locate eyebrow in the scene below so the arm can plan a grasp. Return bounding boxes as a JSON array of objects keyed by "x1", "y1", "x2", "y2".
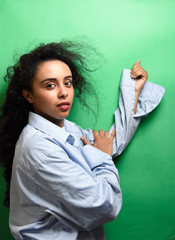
[{"x1": 40, "y1": 76, "x2": 73, "y2": 84}]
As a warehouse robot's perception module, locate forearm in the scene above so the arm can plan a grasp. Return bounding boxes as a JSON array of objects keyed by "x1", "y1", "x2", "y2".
[{"x1": 133, "y1": 90, "x2": 140, "y2": 114}]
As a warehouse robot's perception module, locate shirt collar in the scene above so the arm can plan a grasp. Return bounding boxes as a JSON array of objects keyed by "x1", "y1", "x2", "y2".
[{"x1": 28, "y1": 112, "x2": 74, "y2": 144}]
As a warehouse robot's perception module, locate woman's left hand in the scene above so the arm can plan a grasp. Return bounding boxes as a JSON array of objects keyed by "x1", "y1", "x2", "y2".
[
  {"x1": 81, "y1": 129, "x2": 116, "y2": 157},
  {"x1": 130, "y1": 60, "x2": 148, "y2": 93}
]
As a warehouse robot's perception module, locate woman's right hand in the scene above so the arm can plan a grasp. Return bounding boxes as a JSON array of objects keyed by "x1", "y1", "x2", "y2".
[{"x1": 81, "y1": 129, "x2": 116, "y2": 156}]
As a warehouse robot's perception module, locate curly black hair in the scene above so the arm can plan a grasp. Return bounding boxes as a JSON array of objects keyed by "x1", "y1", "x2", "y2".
[{"x1": 0, "y1": 41, "x2": 99, "y2": 207}]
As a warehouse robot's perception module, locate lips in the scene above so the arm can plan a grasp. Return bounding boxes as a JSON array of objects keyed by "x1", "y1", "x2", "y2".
[
  {"x1": 57, "y1": 102, "x2": 70, "y2": 111},
  {"x1": 57, "y1": 102, "x2": 70, "y2": 107}
]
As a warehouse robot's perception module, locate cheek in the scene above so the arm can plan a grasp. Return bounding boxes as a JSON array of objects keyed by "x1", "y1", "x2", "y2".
[
  {"x1": 71, "y1": 90, "x2": 74, "y2": 102},
  {"x1": 33, "y1": 93, "x2": 53, "y2": 107},
  {"x1": 69, "y1": 88, "x2": 74, "y2": 98}
]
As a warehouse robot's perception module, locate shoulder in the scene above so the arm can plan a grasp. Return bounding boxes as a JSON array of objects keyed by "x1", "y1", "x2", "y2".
[{"x1": 15, "y1": 124, "x2": 64, "y2": 164}]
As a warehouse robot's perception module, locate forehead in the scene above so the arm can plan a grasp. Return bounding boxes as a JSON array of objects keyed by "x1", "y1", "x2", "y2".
[{"x1": 35, "y1": 60, "x2": 72, "y2": 79}]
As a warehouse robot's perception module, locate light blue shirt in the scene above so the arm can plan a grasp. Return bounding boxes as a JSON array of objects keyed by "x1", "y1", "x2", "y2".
[{"x1": 9, "y1": 69, "x2": 165, "y2": 240}]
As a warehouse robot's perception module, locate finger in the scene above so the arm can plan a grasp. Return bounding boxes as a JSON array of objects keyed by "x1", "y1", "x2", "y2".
[
  {"x1": 99, "y1": 129, "x2": 104, "y2": 135},
  {"x1": 132, "y1": 59, "x2": 140, "y2": 67},
  {"x1": 80, "y1": 137, "x2": 91, "y2": 145},
  {"x1": 93, "y1": 130, "x2": 99, "y2": 139},
  {"x1": 110, "y1": 129, "x2": 116, "y2": 141},
  {"x1": 131, "y1": 65, "x2": 142, "y2": 74},
  {"x1": 135, "y1": 59, "x2": 140, "y2": 65},
  {"x1": 132, "y1": 64, "x2": 142, "y2": 71},
  {"x1": 104, "y1": 131, "x2": 109, "y2": 138},
  {"x1": 131, "y1": 65, "x2": 144, "y2": 75},
  {"x1": 131, "y1": 69, "x2": 143, "y2": 79},
  {"x1": 131, "y1": 60, "x2": 141, "y2": 72}
]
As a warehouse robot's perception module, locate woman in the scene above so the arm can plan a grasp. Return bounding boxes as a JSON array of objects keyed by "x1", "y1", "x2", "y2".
[{"x1": 0, "y1": 41, "x2": 165, "y2": 240}]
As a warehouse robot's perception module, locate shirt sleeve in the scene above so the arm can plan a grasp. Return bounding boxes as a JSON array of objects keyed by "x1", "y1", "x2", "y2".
[
  {"x1": 81, "y1": 69, "x2": 165, "y2": 158},
  {"x1": 35, "y1": 143, "x2": 122, "y2": 231}
]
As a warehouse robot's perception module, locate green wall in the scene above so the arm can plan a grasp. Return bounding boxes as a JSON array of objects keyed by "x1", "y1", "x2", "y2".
[{"x1": 0, "y1": 0, "x2": 175, "y2": 239}]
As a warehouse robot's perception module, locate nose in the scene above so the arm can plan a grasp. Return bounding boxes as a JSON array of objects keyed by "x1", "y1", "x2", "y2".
[{"x1": 58, "y1": 85, "x2": 68, "y2": 99}]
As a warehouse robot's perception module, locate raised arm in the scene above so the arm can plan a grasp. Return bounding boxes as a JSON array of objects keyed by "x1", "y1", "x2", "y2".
[
  {"x1": 110, "y1": 61, "x2": 165, "y2": 158},
  {"x1": 79, "y1": 61, "x2": 165, "y2": 158}
]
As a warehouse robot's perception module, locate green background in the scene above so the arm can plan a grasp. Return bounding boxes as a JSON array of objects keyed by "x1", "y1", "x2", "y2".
[{"x1": 0, "y1": 0, "x2": 175, "y2": 239}]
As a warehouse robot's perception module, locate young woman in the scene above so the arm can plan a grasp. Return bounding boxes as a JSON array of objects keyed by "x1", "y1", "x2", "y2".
[{"x1": 0, "y1": 41, "x2": 165, "y2": 240}]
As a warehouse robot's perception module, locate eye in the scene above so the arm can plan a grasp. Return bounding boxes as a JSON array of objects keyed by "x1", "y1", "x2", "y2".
[
  {"x1": 65, "y1": 80, "x2": 72, "y2": 87},
  {"x1": 46, "y1": 83, "x2": 56, "y2": 89}
]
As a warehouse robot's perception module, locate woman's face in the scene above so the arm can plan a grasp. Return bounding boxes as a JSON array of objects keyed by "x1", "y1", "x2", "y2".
[{"x1": 23, "y1": 60, "x2": 74, "y2": 127}]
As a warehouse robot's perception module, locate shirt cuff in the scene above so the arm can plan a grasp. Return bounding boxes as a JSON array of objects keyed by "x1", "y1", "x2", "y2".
[{"x1": 121, "y1": 69, "x2": 165, "y2": 117}]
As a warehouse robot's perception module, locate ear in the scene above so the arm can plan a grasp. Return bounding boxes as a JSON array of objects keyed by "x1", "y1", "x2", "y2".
[{"x1": 22, "y1": 89, "x2": 34, "y2": 104}]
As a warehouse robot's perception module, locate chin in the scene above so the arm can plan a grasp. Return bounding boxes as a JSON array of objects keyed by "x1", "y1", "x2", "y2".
[{"x1": 58, "y1": 113, "x2": 70, "y2": 120}]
